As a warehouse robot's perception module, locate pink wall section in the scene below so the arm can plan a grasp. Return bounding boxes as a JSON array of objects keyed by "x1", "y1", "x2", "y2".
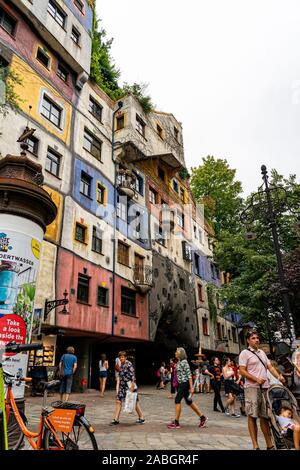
[
  {"x1": 0, "y1": 0, "x2": 74, "y2": 101},
  {"x1": 56, "y1": 249, "x2": 149, "y2": 340}
]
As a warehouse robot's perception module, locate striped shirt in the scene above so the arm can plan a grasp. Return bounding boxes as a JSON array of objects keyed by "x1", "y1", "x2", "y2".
[{"x1": 176, "y1": 359, "x2": 192, "y2": 383}]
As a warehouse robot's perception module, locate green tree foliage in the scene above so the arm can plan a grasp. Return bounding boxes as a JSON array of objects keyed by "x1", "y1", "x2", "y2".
[
  {"x1": 90, "y1": 14, "x2": 154, "y2": 111},
  {"x1": 190, "y1": 156, "x2": 243, "y2": 236},
  {"x1": 90, "y1": 14, "x2": 123, "y2": 100},
  {"x1": 0, "y1": 66, "x2": 23, "y2": 116},
  {"x1": 123, "y1": 82, "x2": 154, "y2": 113}
]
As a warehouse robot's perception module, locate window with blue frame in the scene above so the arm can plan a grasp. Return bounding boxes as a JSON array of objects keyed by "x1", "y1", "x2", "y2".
[
  {"x1": 172, "y1": 179, "x2": 179, "y2": 193},
  {"x1": 117, "y1": 194, "x2": 127, "y2": 221},
  {"x1": 80, "y1": 171, "x2": 92, "y2": 198},
  {"x1": 194, "y1": 253, "x2": 201, "y2": 276}
]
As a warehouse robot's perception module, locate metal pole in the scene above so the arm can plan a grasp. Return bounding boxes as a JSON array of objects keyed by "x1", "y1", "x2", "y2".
[
  {"x1": 261, "y1": 165, "x2": 296, "y2": 344},
  {"x1": 111, "y1": 102, "x2": 123, "y2": 336}
]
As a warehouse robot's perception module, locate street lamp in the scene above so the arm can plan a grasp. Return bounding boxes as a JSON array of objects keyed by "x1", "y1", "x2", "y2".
[
  {"x1": 111, "y1": 101, "x2": 124, "y2": 336},
  {"x1": 240, "y1": 165, "x2": 299, "y2": 345}
]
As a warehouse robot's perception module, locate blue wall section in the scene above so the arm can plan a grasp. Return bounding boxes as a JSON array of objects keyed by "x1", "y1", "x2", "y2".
[
  {"x1": 192, "y1": 248, "x2": 221, "y2": 287},
  {"x1": 65, "y1": 0, "x2": 93, "y2": 33},
  {"x1": 73, "y1": 159, "x2": 150, "y2": 248}
]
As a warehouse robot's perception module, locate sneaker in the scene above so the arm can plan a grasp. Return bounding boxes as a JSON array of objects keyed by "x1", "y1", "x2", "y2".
[
  {"x1": 136, "y1": 418, "x2": 145, "y2": 424},
  {"x1": 231, "y1": 413, "x2": 241, "y2": 418},
  {"x1": 225, "y1": 408, "x2": 230, "y2": 416},
  {"x1": 199, "y1": 415, "x2": 208, "y2": 428},
  {"x1": 167, "y1": 421, "x2": 181, "y2": 429},
  {"x1": 110, "y1": 419, "x2": 119, "y2": 425}
]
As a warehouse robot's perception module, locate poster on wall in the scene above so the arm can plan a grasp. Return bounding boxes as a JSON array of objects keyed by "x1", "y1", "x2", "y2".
[{"x1": 0, "y1": 229, "x2": 41, "y2": 398}]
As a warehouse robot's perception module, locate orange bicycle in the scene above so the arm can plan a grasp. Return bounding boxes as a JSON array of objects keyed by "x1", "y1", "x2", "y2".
[{"x1": 3, "y1": 342, "x2": 98, "y2": 450}]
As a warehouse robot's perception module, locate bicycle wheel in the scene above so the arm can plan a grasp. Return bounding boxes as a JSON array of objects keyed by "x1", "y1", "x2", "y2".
[
  {"x1": 7, "y1": 411, "x2": 26, "y2": 450},
  {"x1": 44, "y1": 415, "x2": 98, "y2": 450}
]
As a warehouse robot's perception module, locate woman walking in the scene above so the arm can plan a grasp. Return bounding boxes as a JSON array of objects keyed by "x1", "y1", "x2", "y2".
[
  {"x1": 167, "y1": 347, "x2": 208, "y2": 429},
  {"x1": 99, "y1": 353, "x2": 109, "y2": 397},
  {"x1": 222, "y1": 357, "x2": 240, "y2": 417},
  {"x1": 206, "y1": 357, "x2": 225, "y2": 413},
  {"x1": 110, "y1": 351, "x2": 145, "y2": 425}
]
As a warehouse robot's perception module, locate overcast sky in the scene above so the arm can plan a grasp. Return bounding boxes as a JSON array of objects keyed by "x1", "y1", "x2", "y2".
[{"x1": 97, "y1": 0, "x2": 300, "y2": 195}]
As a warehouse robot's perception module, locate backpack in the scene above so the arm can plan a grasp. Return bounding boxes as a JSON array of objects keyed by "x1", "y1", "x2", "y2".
[{"x1": 156, "y1": 369, "x2": 161, "y2": 378}]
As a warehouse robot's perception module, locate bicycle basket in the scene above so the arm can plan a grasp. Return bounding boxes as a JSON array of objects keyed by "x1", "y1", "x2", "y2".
[{"x1": 51, "y1": 401, "x2": 86, "y2": 417}]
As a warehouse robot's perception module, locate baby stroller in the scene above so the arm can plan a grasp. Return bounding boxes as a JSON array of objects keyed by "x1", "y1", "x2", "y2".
[{"x1": 266, "y1": 384, "x2": 300, "y2": 449}]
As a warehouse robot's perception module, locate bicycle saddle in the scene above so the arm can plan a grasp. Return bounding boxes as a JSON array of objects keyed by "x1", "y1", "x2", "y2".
[{"x1": 41, "y1": 380, "x2": 61, "y2": 390}]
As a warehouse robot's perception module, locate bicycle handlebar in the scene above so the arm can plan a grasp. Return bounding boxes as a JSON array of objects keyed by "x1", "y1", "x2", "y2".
[{"x1": 4, "y1": 342, "x2": 43, "y2": 353}]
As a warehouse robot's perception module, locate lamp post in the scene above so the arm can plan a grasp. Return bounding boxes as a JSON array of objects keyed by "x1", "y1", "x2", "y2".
[
  {"x1": 240, "y1": 165, "x2": 298, "y2": 345},
  {"x1": 111, "y1": 101, "x2": 123, "y2": 336}
]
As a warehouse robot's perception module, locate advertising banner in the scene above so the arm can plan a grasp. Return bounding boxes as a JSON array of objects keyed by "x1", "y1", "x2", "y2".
[{"x1": 0, "y1": 217, "x2": 43, "y2": 398}]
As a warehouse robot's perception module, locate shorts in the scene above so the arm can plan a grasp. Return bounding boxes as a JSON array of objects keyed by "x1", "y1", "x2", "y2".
[
  {"x1": 99, "y1": 371, "x2": 108, "y2": 378},
  {"x1": 200, "y1": 374, "x2": 210, "y2": 385},
  {"x1": 60, "y1": 374, "x2": 73, "y2": 394},
  {"x1": 175, "y1": 382, "x2": 192, "y2": 406},
  {"x1": 244, "y1": 387, "x2": 268, "y2": 419}
]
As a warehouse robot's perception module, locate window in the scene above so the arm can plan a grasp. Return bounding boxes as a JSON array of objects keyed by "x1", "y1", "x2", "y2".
[
  {"x1": 155, "y1": 224, "x2": 166, "y2": 247},
  {"x1": 36, "y1": 48, "x2": 50, "y2": 69},
  {"x1": 177, "y1": 211, "x2": 184, "y2": 229},
  {"x1": 96, "y1": 182, "x2": 106, "y2": 204},
  {"x1": 121, "y1": 287, "x2": 136, "y2": 316},
  {"x1": 157, "y1": 123, "x2": 163, "y2": 139},
  {"x1": 116, "y1": 113, "x2": 125, "y2": 130},
  {"x1": 48, "y1": 0, "x2": 66, "y2": 28},
  {"x1": 174, "y1": 126, "x2": 179, "y2": 142},
  {"x1": 80, "y1": 171, "x2": 92, "y2": 197},
  {"x1": 228, "y1": 329, "x2": 232, "y2": 341},
  {"x1": 136, "y1": 114, "x2": 145, "y2": 137},
  {"x1": 132, "y1": 172, "x2": 143, "y2": 195},
  {"x1": 158, "y1": 167, "x2": 165, "y2": 182},
  {"x1": 77, "y1": 274, "x2": 89, "y2": 303},
  {"x1": 75, "y1": 223, "x2": 86, "y2": 243},
  {"x1": 0, "y1": 6, "x2": 17, "y2": 35},
  {"x1": 57, "y1": 63, "x2": 68, "y2": 82},
  {"x1": 182, "y1": 241, "x2": 192, "y2": 261},
  {"x1": 117, "y1": 195, "x2": 127, "y2": 221},
  {"x1": 92, "y1": 226, "x2": 102, "y2": 254},
  {"x1": 83, "y1": 128, "x2": 102, "y2": 161},
  {"x1": 217, "y1": 322, "x2": 222, "y2": 340},
  {"x1": 46, "y1": 148, "x2": 61, "y2": 177},
  {"x1": 71, "y1": 26, "x2": 80, "y2": 44},
  {"x1": 89, "y1": 96, "x2": 102, "y2": 122},
  {"x1": 232, "y1": 327, "x2": 238, "y2": 343},
  {"x1": 173, "y1": 179, "x2": 178, "y2": 193},
  {"x1": 198, "y1": 283, "x2": 204, "y2": 302},
  {"x1": 132, "y1": 211, "x2": 141, "y2": 240},
  {"x1": 149, "y1": 187, "x2": 157, "y2": 205},
  {"x1": 41, "y1": 95, "x2": 62, "y2": 128},
  {"x1": 97, "y1": 286, "x2": 108, "y2": 307},
  {"x1": 26, "y1": 135, "x2": 39, "y2": 155},
  {"x1": 222, "y1": 324, "x2": 225, "y2": 338},
  {"x1": 74, "y1": 0, "x2": 84, "y2": 12},
  {"x1": 199, "y1": 229, "x2": 203, "y2": 244},
  {"x1": 118, "y1": 241, "x2": 130, "y2": 266},
  {"x1": 202, "y1": 317, "x2": 209, "y2": 336},
  {"x1": 194, "y1": 253, "x2": 201, "y2": 276},
  {"x1": 180, "y1": 187, "x2": 185, "y2": 202},
  {"x1": 194, "y1": 226, "x2": 198, "y2": 239},
  {"x1": 179, "y1": 278, "x2": 185, "y2": 290}
]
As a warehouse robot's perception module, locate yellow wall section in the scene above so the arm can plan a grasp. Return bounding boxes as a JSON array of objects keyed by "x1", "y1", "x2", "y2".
[
  {"x1": 11, "y1": 55, "x2": 72, "y2": 145},
  {"x1": 43, "y1": 186, "x2": 63, "y2": 242}
]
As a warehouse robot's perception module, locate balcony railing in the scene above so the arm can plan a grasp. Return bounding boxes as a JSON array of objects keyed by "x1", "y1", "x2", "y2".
[
  {"x1": 117, "y1": 169, "x2": 136, "y2": 198},
  {"x1": 133, "y1": 265, "x2": 153, "y2": 294}
]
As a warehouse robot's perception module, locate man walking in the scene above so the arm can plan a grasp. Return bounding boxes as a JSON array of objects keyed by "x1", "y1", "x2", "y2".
[
  {"x1": 59, "y1": 346, "x2": 77, "y2": 402},
  {"x1": 239, "y1": 331, "x2": 285, "y2": 450}
]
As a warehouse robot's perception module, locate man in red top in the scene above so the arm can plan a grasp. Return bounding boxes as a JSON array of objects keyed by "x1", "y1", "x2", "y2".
[{"x1": 239, "y1": 331, "x2": 285, "y2": 450}]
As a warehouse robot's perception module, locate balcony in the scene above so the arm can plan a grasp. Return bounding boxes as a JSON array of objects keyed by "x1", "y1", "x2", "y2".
[
  {"x1": 117, "y1": 169, "x2": 136, "y2": 199},
  {"x1": 133, "y1": 266, "x2": 153, "y2": 294}
]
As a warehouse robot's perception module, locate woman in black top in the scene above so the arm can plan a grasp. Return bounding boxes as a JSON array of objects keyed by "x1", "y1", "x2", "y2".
[{"x1": 206, "y1": 357, "x2": 225, "y2": 413}]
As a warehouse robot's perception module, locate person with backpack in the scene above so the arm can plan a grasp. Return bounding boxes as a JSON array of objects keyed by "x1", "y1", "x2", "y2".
[{"x1": 59, "y1": 346, "x2": 77, "y2": 402}]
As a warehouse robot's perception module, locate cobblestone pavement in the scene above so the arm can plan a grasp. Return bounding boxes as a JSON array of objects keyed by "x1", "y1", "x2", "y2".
[{"x1": 23, "y1": 386, "x2": 267, "y2": 450}]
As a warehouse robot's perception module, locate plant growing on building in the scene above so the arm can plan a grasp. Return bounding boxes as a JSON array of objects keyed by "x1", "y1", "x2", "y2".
[
  {"x1": 0, "y1": 66, "x2": 23, "y2": 116},
  {"x1": 123, "y1": 82, "x2": 154, "y2": 113},
  {"x1": 207, "y1": 283, "x2": 218, "y2": 325}
]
